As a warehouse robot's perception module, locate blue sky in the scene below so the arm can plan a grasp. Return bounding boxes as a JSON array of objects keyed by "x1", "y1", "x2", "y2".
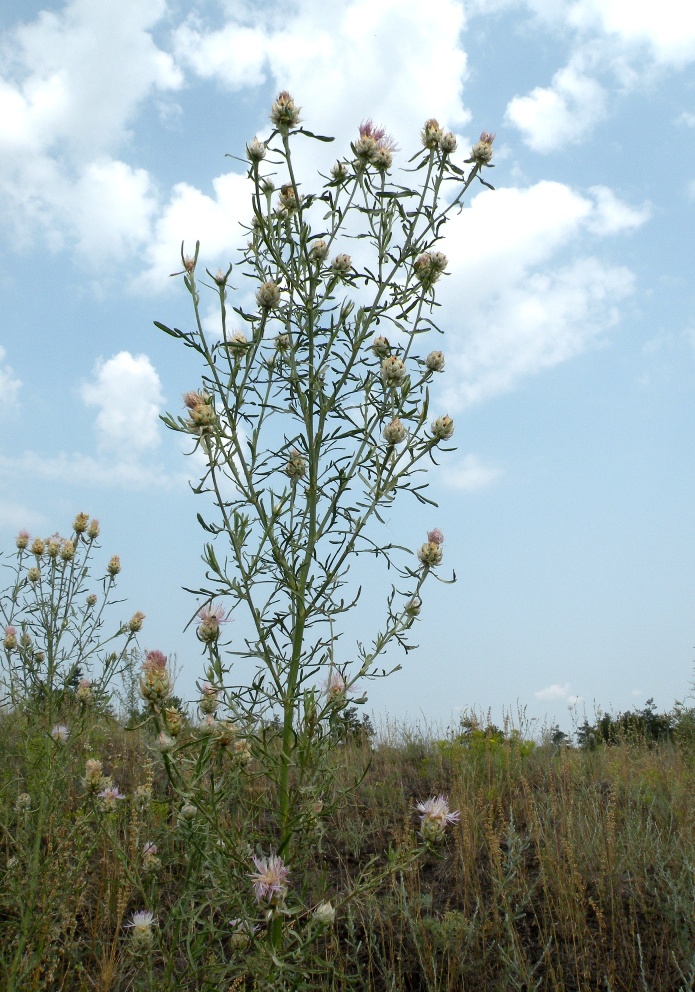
[{"x1": 1, "y1": 0, "x2": 694, "y2": 736}]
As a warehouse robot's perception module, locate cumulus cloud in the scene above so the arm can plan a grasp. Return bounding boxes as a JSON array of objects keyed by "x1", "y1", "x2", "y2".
[
  {"x1": 79, "y1": 352, "x2": 164, "y2": 459},
  {"x1": 535, "y1": 682, "x2": 571, "y2": 700},
  {"x1": 438, "y1": 180, "x2": 645, "y2": 408},
  {"x1": 567, "y1": 0, "x2": 695, "y2": 67},
  {"x1": 505, "y1": 60, "x2": 607, "y2": 152},
  {"x1": 174, "y1": 0, "x2": 471, "y2": 155},
  {"x1": 0, "y1": 347, "x2": 22, "y2": 414},
  {"x1": 441, "y1": 454, "x2": 502, "y2": 491},
  {"x1": 0, "y1": 0, "x2": 179, "y2": 260}
]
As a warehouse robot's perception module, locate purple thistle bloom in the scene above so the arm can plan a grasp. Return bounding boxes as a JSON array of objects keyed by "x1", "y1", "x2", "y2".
[
  {"x1": 250, "y1": 851, "x2": 289, "y2": 905},
  {"x1": 427, "y1": 528, "x2": 444, "y2": 546}
]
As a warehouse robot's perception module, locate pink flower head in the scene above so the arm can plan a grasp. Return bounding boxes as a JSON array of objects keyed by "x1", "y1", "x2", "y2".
[
  {"x1": 16, "y1": 529, "x2": 30, "y2": 550},
  {"x1": 415, "y1": 794, "x2": 460, "y2": 825},
  {"x1": 142, "y1": 841, "x2": 158, "y2": 857},
  {"x1": 98, "y1": 785, "x2": 126, "y2": 802},
  {"x1": 250, "y1": 851, "x2": 289, "y2": 905},
  {"x1": 479, "y1": 131, "x2": 496, "y2": 145},
  {"x1": 427, "y1": 529, "x2": 444, "y2": 546},
  {"x1": 197, "y1": 603, "x2": 228, "y2": 643},
  {"x1": 359, "y1": 119, "x2": 386, "y2": 143},
  {"x1": 143, "y1": 650, "x2": 167, "y2": 672},
  {"x1": 5, "y1": 625, "x2": 17, "y2": 638}
]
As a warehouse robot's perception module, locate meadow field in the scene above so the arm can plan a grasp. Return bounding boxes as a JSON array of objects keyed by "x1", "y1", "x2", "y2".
[{"x1": 2, "y1": 694, "x2": 695, "y2": 992}]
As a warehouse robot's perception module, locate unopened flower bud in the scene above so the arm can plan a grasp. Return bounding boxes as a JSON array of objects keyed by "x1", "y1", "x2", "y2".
[
  {"x1": 27, "y1": 567, "x2": 40, "y2": 583},
  {"x1": 331, "y1": 160, "x2": 349, "y2": 182},
  {"x1": 381, "y1": 356, "x2": 407, "y2": 387},
  {"x1": 86, "y1": 594, "x2": 97, "y2": 608},
  {"x1": 275, "y1": 333, "x2": 291, "y2": 353},
  {"x1": 383, "y1": 418, "x2": 407, "y2": 445},
  {"x1": 31, "y1": 537, "x2": 45, "y2": 556},
  {"x1": 256, "y1": 280, "x2": 282, "y2": 310},
  {"x1": 269, "y1": 91, "x2": 302, "y2": 131},
  {"x1": 421, "y1": 118, "x2": 444, "y2": 149},
  {"x1": 372, "y1": 336, "x2": 390, "y2": 358},
  {"x1": 157, "y1": 731, "x2": 175, "y2": 753},
  {"x1": 414, "y1": 251, "x2": 448, "y2": 290},
  {"x1": 313, "y1": 902, "x2": 336, "y2": 925},
  {"x1": 425, "y1": 350, "x2": 445, "y2": 372},
  {"x1": 129, "y1": 611, "x2": 145, "y2": 632},
  {"x1": 246, "y1": 136, "x2": 266, "y2": 162},
  {"x1": 331, "y1": 254, "x2": 352, "y2": 277},
  {"x1": 15, "y1": 792, "x2": 32, "y2": 812},
  {"x1": 46, "y1": 535, "x2": 61, "y2": 558},
  {"x1": 440, "y1": 131, "x2": 457, "y2": 154},
  {"x1": 309, "y1": 239, "x2": 329, "y2": 263},
  {"x1": 73, "y1": 512, "x2": 89, "y2": 533},
  {"x1": 284, "y1": 448, "x2": 307, "y2": 480},
  {"x1": 405, "y1": 597, "x2": 422, "y2": 617},
  {"x1": 60, "y1": 539, "x2": 75, "y2": 561},
  {"x1": 417, "y1": 541, "x2": 443, "y2": 568},
  {"x1": 165, "y1": 707, "x2": 184, "y2": 736},
  {"x1": 76, "y1": 677, "x2": 92, "y2": 703},
  {"x1": 84, "y1": 759, "x2": 104, "y2": 790},
  {"x1": 469, "y1": 131, "x2": 495, "y2": 166},
  {"x1": 431, "y1": 415, "x2": 454, "y2": 441},
  {"x1": 87, "y1": 519, "x2": 100, "y2": 540}
]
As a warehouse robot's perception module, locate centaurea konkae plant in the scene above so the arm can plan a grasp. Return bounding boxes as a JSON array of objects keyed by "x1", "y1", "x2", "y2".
[{"x1": 156, "y1": 93, "x2": 495, "y2": 968}]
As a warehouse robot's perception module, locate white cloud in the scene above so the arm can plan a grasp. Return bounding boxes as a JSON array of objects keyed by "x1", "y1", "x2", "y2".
[
  {"x1": 505, "y1": 60, "x2": 607, "y2": 152},
  {"x1": 586, "y1": 186, "x2": 651, "y2": 235},
  {"x1": 441, "y1": 454, "x2": 502, "y2": 491},
  {"x1": 568, "y1": 0, "x2": 695, "y2": 67},
  {"x1": 0, "y1": 347, "x2": 22, "y2": 414},
  {"x1": 0, "y1": 501, "x2": 46, "y2": 533},
  {"x1": 140, "y1": 171, "x2": 253, "y2": 291},
  {"x1": 79, "y1": 352, "x2": 164, "y2": 459},
  {"x1": 0, "y1": 451, "x2": 177, "y2": 490},
  {"x1": 439, "y1": 180, "x2": 643, "y2": 407},
  {"x1": 535, "y1": 682, "x2": 571, "y2": 700},
  {"x1": 174, "y1": 0, "x2": 471, "y2": 155},
  {"x1": 0, "y1": 0, "x2": 179, "y2": 262}
]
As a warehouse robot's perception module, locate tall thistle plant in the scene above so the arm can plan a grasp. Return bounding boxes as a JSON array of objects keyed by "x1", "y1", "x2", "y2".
[{"x1": 154, "y1": 95, "x2": 494, "y2": 972}]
